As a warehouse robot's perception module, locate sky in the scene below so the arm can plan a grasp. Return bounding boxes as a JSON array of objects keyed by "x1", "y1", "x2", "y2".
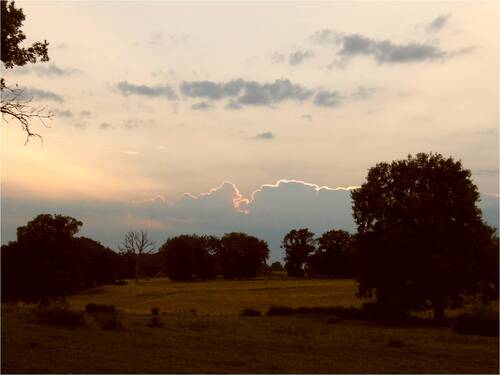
[{"x1": 1, "y1": 1, "x2": 499, "y2": 260}]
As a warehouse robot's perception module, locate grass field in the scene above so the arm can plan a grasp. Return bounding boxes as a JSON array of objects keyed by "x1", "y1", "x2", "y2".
[
  {"x1": 2, "y1": 278, "x2": 499, "y2": 374},
  {"x1": 68, "y1": 277, "x2": 362, "y2": 315}
]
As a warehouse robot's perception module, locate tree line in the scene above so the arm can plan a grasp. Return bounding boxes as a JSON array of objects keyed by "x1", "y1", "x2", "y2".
[{"x1": 1, "y1": 153, "x2": 498, "y2": 321}]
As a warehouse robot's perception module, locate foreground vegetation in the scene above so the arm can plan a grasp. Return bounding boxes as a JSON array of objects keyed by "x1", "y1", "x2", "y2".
[{"x1": 2, "y1": 278, "x2": 498, "y2": 374}]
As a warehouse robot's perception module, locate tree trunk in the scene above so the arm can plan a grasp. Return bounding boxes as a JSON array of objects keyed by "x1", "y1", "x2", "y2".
[{"x1": 135, "y1": 253, "x2": 140, "y2": 284}]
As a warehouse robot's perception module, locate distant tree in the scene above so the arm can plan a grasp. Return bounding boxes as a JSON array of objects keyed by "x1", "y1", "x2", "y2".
[
  {"x1": 218, "y1": 232, "x2": 269, "y2": 279},
  {"x1": 352, "y1": 152, "x2": 499, "y2": 320},
  {"x1": 282, "y1": 228, "x2": 316, "y2": 277},
  {"x1": 119, "y1": 230, "x2": 155, "y2": 283},
  {"x1": 308, "y1": 229, "x2": 355, "y2": 278},
  {"x1": 160, "y1": 234, "x2": 218, "y2": 281},
  {"x1": 269, "y1": 261, "x2": 285, "y2": 273},
  {"x1": 1, "y1": 0, "x2": 52, "y2": 142},
  {"x1": 1, "y1": 214, "x2": 82, "y2": 303},
  {"x1": 73, "y1": 237, "x2": 119, "y2": 288}
]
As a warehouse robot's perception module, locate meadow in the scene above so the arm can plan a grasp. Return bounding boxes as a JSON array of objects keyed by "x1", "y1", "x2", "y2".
[{"x1": 2, "y1": 277, "x2": 499, "y2": 374}]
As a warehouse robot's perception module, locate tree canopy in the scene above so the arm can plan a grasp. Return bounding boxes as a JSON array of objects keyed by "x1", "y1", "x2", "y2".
[
  {"x1": 351, "y1": 152, "x2": 499, "y2": 320},
  {"x1": 282, "y1": 228, "x2": 316, "y2": 277}
]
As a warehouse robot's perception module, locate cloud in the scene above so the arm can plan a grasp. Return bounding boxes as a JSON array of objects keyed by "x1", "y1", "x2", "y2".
[
  {"x1": 311, "y1": 29, "x2": 469, "y2": 65},
  {"x1": 122, "y1": 119, "x2": 150, "y2": 130},
  {"x1": 2, "y1": 180, "x2": 497, "y2": 261},
  {"x1": 99, "y1": 122, "x2": 114, "y2": 130},
  {"x1": 10, "y1": 64, "x2": 79, "y2": 77},
  {"x1": 314, "y1": 90, "x2": 342, "y2": 107},
  {"x1": 24, "y1": 88, "x2": 64, "y2": 102},
  {"x1": 181, "y1": 78, "x2": 313, "y2": 108},
  {"x1": 148, "y1": 32, "x2": 190, "y2": 46},
  {"x1": 73, "y1": 122, "x2": 87, "y2": 129},
  {"x1": 350, "y1": 86, "x2": 377, "y2": 100},
  {"x1": 180, "y1": 79, "x2": 244, "y2": 100},
  {"x1": 288, "y1": 49, "x2": 315, "y2": 65},
  {"x1": 426, "y1": 13, "x2": 451, "y2": 32},
  {"x1": 271, "y1": 52, "x2": 286, "y2": 63},
  {"x1": 56, "y1": 110, "x2": 73, "y2": 118},
  {"x1": 191, "y1": 101, "x2": 213, "y2": 111},
  {"x1": 237, "y1": 79, "x2": 313, "y2": 106},
  {"x1": 341, "y1": 34, "x2": 445, "y2": 63},
  {"x1": 254, "y1": 131, "x2": 274, "y2": 140},
  {"x1": 1, "y1": 180, "x2": 359, "y2": 261},
  {"x1": 116, "y1": 81, "x2": 178, "y2": 100}
]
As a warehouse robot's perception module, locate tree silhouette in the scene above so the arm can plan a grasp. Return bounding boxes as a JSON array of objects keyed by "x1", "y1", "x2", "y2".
[
  {"x1": 2, "y1": 214, "x2": 82, "y2": 303},
  {"x1": 308, "y1": 229, "x2": 354, "y2": 278},
  {"x1": 282, "y1": 228, "x2": 316, "y2": 277},
  {"x1": 1, "y1": 0, "x2": 51, "y2": 143},
  {"x1": 161, "y1": 234, "x2": 218, "y2": 281},
  {"x1": 218, "y1": 232, "x2": 269, "y2": 279},
  {"x1": 352, "y1": 152, "x2": 499, "y2": 320},
  {"x1": 119, "y1": 230, "x2": 155, "y2": 283}
]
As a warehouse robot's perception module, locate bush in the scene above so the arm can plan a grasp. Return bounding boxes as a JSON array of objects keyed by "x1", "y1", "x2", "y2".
[
  {"x1": 85, "y1": 303, "x2": 116, "y2": 314},
  {"x1": 240, "y1": 308, "x2": 261, "y2": 316},
  {"x1": 99, "y1": 311, "x2": 123, "y2": 330},
  {"x1": 148, "y1": 307, "x2": 163, "y2": 328},
  {"x1": 85, "y1": 303, "x2": 116, "y2": 315},
  {"x1": 454, "y1": 314, "x2": 499, "y2": 336},
  {"x1": 35, "y1": 306, "x2": 85, "y2": 328},
  {"x1": 266, "y1": 306, "x2": 294, "y2": 316}
]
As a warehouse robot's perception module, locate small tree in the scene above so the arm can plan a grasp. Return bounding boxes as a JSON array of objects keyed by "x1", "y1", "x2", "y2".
[
  {"x1": 218, "y1": 232, "x2": 269, "y2": 279},
  {"x1": 308, "y1": 229, "x2": 354, "y2": 278},
  {"x1": 119, "y1": 230, "x2": 155, "y2": 283},
  {"x1": 1, "y1": 0, "x2": 52, "y2": 142},
  {"x1": 160, "y1": 234, "x2": 218, "y2": 281},
  {"x1": 352, "y1": 152, "x2": 499, "y2": 320},
  {"x1": 282, "y1": 228, "x2": 316, "y2": 277},
  {"x1": 1, "y1": 214, "x2": 82, "y2": 303}
]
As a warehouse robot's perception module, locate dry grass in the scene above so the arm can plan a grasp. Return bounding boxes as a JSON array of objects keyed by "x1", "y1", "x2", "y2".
[
  {"x1": 68, "y1": 277, "x2": 362, "y2": 315},
  {"x1": 2, "y1": 278, "x2": 498, "y2": 373}
]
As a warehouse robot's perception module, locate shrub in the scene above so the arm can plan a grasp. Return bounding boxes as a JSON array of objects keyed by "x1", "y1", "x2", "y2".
[
  {"x1": 85, "y1": 303, "x2": 116, "y2": 315},
  {"x1": 35, "y1": 306, "x2": 85, "y2": 328},
  {"x1": 240, "y1": 308, "x2": 261, "y2": 316},
  {"x1": 100, "y1": 311, "x2": 123, "y2": 330},
  {"x1": 148, "y1": 307, "x2": 163, "y2": 328},
  {"x1": 454, "y1": 314, "x2": 499, "y2": 336},
  {"x1": 266, "y1": 306, "x2": 294, "y2": 316}
]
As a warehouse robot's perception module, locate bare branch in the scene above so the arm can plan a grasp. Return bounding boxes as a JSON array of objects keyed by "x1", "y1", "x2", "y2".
[{"x1": 1, "y1": 85, "x2": 53, "y2": 144}]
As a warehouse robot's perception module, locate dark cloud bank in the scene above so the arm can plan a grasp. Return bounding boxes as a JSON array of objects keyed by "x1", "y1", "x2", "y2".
[{"x1": 2, "y1": 181, "x2": 498, "y2": 261}]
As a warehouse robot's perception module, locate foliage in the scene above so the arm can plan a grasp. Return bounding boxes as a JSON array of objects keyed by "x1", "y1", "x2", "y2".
[
  {"x1": 34, "y1": 306, "x2": 85, "y2": 328},
  {"x1": 1, "y1": 214, "x2": 118, "y2": 303},
  {"x1": 282, "y1": 228, "x2": 316, "y2": 277},
  {"x1": 218, "y1": 232, "x2": 269, "y2": 279},
  {"x1": 307, "y1": 229, "x2": 355, "y2": 278},
  {"x1": 161, "y1": 234, "x2": 218, "y2": 280},
  {"x1": 453, "y1": 304, "x2": 499, "y2": 336},
  {"x1": 1, "y1": 0, "x2": 51, "y2": 141},
  {"x1": 351, "y1": 152, "x2": 499, "y2": 320},
  {"x1": 99, "y1": 310, "x2": 123, "y2": 330},
  {"x1": 148, "y1": 307, "x2": 163, "y2": 328},
  {"x1": 269, "y1": 261, "x2": 285, "y2": 272},
  {"x1": 240, "y1": 308, "x2": 261, "y2": 316},
  {"x1": 85, "y1": 303, "x2": 117, "y2": 315}
]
